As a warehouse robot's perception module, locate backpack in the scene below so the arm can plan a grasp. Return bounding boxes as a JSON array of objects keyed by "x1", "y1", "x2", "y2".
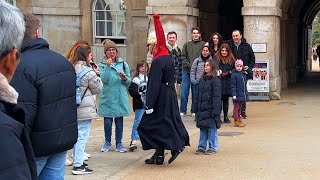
[{"x1": 76, "y1": 67, "x2": 93, "y2": 107}]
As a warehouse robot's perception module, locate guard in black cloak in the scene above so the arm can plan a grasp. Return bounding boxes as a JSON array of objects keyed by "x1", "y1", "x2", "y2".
[{"x1": 137, "y1": 14, "x2": 190, "y2": 165}]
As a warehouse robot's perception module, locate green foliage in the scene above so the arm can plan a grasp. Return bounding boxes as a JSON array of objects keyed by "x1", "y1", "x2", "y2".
[{"x1": 312, "y1": 13, "x2": 320, "y2": 47}]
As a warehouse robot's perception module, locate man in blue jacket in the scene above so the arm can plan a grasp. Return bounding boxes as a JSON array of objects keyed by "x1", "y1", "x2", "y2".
[
  {"x1": 11, "y1": 13, "x2": 78, "y2": 179},
  {"x1": 0, "y1": 2, "x2": 37, "y2": 179}
]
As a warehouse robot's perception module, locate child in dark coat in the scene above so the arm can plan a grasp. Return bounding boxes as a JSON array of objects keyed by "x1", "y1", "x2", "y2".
[
  {"x1": 193, "y1": 59, "x2": 222, "y2": 155},
  {"x1": 231, "y1": 59, "x2": 247, "y2": 127}
]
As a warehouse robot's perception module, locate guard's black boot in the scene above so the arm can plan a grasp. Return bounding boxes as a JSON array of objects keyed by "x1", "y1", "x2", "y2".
[
  {"x1": 224, "y1": 117, "x2": 231, "y2": 123},
  {"x1": 145, "y1": 151, "x2": 157, "y2": 164},
  {"x1": 155, "y1": 148, "x2": 164, "y2": 165},
  {"x1": 145, "y1": 148, "x2": 165, "y2": 165},
  {"x1": 168, "y1": 147, "x2": 185, "y2": 164}
]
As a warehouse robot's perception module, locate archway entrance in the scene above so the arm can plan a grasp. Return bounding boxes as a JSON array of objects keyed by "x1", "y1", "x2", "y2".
[{"x1": 197, "y1": 0, "x2": 243, "y2": 41}]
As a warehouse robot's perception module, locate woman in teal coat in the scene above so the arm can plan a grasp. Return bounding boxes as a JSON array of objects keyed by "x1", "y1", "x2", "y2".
[{"x1": 98, "y1": 39, "x2": 131, "y2": 153}]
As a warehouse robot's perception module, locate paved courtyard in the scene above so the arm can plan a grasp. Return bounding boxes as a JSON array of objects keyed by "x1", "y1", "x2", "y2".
[{"x1": 65, "y1": 71, "x2": 320, "y2": 180}]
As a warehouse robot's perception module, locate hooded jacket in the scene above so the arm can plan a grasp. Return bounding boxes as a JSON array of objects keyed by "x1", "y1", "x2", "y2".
[{"x1": 10, "y1": 38, "x2": 78, "y2": 157}]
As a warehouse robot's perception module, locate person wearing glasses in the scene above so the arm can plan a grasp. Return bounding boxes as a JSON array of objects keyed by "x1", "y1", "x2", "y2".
[
  {"x1": 99, "y1": 39, "x2": 132, "y2": 153},
  {"x1": 0, "y1": 2, "x2": 36, "y2": 179}
]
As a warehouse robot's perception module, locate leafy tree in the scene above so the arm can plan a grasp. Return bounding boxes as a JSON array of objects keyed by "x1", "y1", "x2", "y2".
[{"x1": 312, "y1": 13, "x2": 320, "y2": 47}]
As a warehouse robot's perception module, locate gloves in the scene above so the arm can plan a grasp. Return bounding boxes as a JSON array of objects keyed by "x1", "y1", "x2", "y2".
[
  {"x1": 233, "y1": 96, "x2": 237, "y2": 100},
  {"x1": 146, "y1": 109, "x2": 154, "y2": 114},
  {"x1": 220, "y1": 72, "x2": 228, "y2": 78},
  {"x1": 243, "y1": 66, "x2": 249, "y2": 70}
]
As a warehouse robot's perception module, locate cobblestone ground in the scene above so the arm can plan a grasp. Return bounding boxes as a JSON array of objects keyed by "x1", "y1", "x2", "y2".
[{"x1": 65, "y1": 72, "x2": 320, "y2": 180}]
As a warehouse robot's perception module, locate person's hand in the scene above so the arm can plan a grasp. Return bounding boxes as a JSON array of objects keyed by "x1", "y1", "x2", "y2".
[
  {"x1": 118, "y1": 72, "x2": 127, "y2": 81},
  {"x1": 243, "y1": 66, "x2": 249, "y2": 70},
  {"x1": 106, "y1": 58, "x2": 112, "y2": 66},
  {"x1": 146, "y1": 109, "x2": 154, "y2": 114},
  {"x1": 233, "y1": 96, "x2": 237, "y2": 100}
]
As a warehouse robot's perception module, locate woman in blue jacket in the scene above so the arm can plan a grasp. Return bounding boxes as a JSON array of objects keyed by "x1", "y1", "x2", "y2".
[{"x1": 99, "y1": 39, "x2": 131, "y2": 153}]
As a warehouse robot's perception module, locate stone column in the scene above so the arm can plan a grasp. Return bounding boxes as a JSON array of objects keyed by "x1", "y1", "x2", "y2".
[
  {"x1": 146, "y1": 1, "x2": 199, "y2": 48},
  {"x1": 242, "y1": 7, "x2": 282, "y2": 99}
]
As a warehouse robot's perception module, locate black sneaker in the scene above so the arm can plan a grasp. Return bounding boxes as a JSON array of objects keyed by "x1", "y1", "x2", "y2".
[
  {"x1": 224, "y1": 117, "x2": 231, "y2": 123},
  {"x1": 72, "y1": 165, "x2": 93, "y2": 175},
  {"x1": 241, "y1": 112, "x2": 247, "y2": 119}
]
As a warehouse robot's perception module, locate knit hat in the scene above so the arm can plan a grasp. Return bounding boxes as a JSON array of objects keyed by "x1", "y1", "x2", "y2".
[
  {"x1": 102, "y1": 39, "x2": 117, "y2": 54},
  {"x1": 235, "y1": 59, "x2": 243, "y2": 66}
]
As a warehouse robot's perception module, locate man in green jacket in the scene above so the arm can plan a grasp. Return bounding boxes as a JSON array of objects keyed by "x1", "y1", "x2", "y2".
[{"x1": 180, "y1": 27, "x2": 205, "y2": 117}]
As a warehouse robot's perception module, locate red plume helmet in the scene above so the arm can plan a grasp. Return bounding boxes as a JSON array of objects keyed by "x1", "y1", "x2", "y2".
[{"x1": 153, "y1": 14, "x2": 169, "y2": 59}]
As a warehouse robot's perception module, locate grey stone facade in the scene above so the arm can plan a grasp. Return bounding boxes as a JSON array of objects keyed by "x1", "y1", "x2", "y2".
[{"x1": 15, "y1": 0, "x2": 320, "y2": 99}]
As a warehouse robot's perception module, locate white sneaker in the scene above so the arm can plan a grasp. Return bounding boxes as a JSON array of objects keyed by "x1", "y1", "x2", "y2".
[
  {"x1": 84, "y1": 152, "x2": 91, "y2": 158},
  {"x1": 192, "y1": 113, "x2": 196, "y2": 117},
  {"x1": 180, "y1": 112, "x2": 186, "y2": 117},
  {"x1": 65, "y1": 157, "x2": 73, "y2": 166}
]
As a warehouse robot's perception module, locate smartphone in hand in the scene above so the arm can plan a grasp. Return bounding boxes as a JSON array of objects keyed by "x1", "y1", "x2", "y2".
[
  {"x1": 118, "y1": 72, "x2": 126, "y2": 81},
  {"x1": 90, "y1": 62, "x2": 98, "y2": 69}
]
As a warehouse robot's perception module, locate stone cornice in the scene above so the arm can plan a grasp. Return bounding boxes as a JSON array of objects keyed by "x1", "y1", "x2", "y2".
[
  {"x1": 29, "y1": 7, "x2": 81, "y2": 16},
  {"x1": 146, "y1": 6, "x2": 199, "y2": 17},
  {"x1": 242, "y1": 7, "x2": 282, "y2": 17}
]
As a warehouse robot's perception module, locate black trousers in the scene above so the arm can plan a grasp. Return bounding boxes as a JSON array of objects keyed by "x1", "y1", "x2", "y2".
[{"x1": 221, "y1": 95, "x2": 230, "y2": 117}]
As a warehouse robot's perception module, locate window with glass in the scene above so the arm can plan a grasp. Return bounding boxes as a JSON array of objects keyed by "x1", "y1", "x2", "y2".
[
  {"x1": 5, "y1": 0, "x2": 16, "y2": 5},
  {"x1": 93, "y1": 0, "x2": 126, "y2": 44}
]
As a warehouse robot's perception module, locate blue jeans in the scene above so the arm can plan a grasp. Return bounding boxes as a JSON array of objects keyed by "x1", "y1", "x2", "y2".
[
  {"x1": 131, "y1": 109, "x2": 145, "y2": 141},
  {"x1": 104, "y1": 117, "x2": 123, "y2": 145},
  {"x1": 198, "y1": 127, "x2": 218, "y2": 151},
  {"x1": 180, "y1": 72, "x2": 197, "y2": 113},
  {"x1": 36, "y1": 151, "x2": 67, "y2": 180},
  {"x1": 73, "y1": 120, "x2": 92, "y2": 167}
]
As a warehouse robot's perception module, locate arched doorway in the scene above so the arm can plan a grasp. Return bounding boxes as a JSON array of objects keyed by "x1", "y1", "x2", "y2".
[
  {"x1": 280, "y1": 0, "x2": 320, "y2": 87},
  {"x1": 197, "y1": 0, "x2": 243, "y2": 41}
]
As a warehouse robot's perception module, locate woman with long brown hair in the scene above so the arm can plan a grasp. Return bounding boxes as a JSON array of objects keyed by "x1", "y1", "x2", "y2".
[
  {"x1": 193, "y1": 59, "x2": 221, "y2": 154},
  {"x1": 71, "y1": 44, "x2": 102, "y2": 175},
  {"x1": 214, "y1": 43, "x2": 235, "y2": 123}
]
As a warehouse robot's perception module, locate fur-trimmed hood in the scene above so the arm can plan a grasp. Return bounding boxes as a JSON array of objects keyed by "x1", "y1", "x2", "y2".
[{"x1": 0, "y1": 73, "x2": 18, "y2": 104}]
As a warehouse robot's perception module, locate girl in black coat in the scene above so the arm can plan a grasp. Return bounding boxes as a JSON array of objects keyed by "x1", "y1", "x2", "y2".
[
  {"x1": 214, "y1": 43, "x2": 235, "y2": 123},
  {"x1": 128, "y1": 60, "x2": 148, "y2": 151},
  {"x1": 193, "y1": 59, "x2": 222, "y2": 155}
]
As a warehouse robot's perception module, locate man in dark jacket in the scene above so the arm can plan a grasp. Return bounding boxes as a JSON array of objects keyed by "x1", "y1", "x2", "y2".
[
  {"x1": 0, "y1": 2, "x2": 37, "y2": 179},
  {"x1": 180, "y1": 27, "x2": 206, "y2": 117},
  {"x1": 10, "y1": 13, "x2": 77, "y2": 179},
  {"x1": 227, "y1": 30, "x2": 255, "y2": 119}
]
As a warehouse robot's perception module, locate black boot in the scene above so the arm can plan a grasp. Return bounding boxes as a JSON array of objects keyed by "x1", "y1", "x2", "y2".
[
  {"x1": 224, "y1": 117, "x2": 231, "y2": 123},
  {"x1": 145, "y1": 151, "x2": 157, "y2": 164},
  {"x1": 168, "y1": 147, "x2": 185, "y2": 164},
  {"x1": 145, "y1": 148, "x2": 164, "y2": 165}
]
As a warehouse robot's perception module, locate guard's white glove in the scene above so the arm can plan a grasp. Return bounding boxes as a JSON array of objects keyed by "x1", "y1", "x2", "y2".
[
  {"x1": 146, "y1": 109, "x2": 154, "y2": 114},
  {"x1": 233, "y1": 96, "x2": 237, "y2": 100},
  {"x1": 243, "y1": 66, "x2": 249, "y2": 70}
]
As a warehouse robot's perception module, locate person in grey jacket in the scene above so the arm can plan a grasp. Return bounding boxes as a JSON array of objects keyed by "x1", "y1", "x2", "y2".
[
  {"x1": 70, "y1": 44, "x2": 103, "y2": 175},
  {"x1": 190, "y1": 45, "x2": 212, "y2": 86}
]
